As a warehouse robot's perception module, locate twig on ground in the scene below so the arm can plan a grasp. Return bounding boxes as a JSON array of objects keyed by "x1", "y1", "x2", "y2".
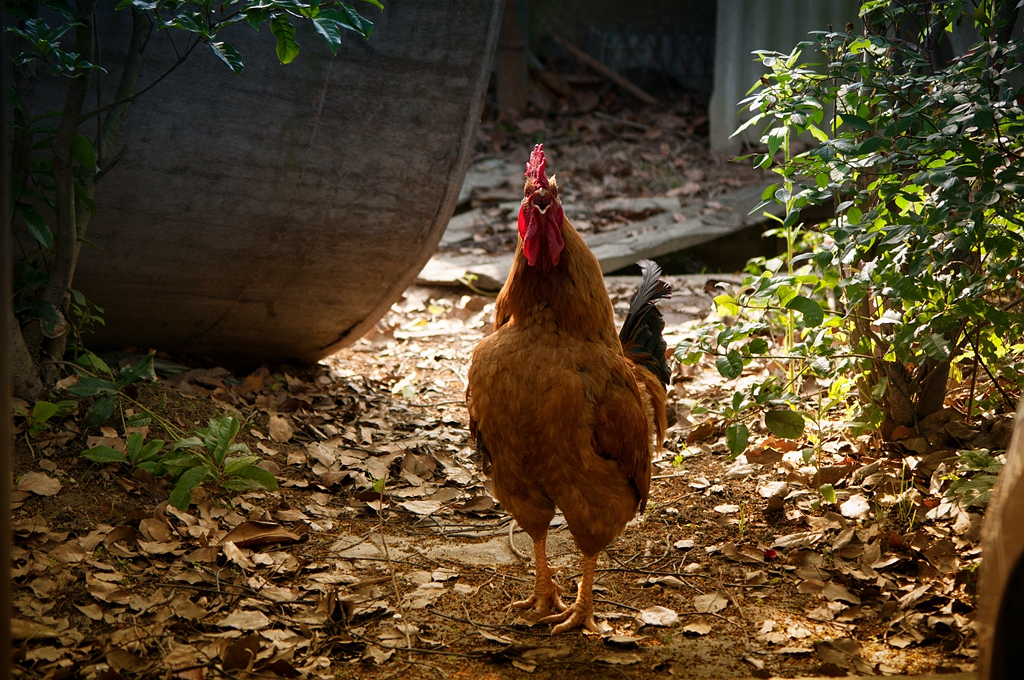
[{"x1": 508, "y1": 519, "x2": 529, "y2": 561}]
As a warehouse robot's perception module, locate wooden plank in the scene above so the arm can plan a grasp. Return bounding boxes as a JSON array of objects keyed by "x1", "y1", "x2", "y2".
[
  {"x1": 495, "y1": 0, "x2": 529, "y2": 116},
  {"x1": 551, "y1": 33, "x2": 658, "y2": 105},
  {"x1": 588, "y1": 182, "x2": 780, "y2": 273},
  {"x1": 419, "y1": 181, "x2": 778, "y2": 290}
]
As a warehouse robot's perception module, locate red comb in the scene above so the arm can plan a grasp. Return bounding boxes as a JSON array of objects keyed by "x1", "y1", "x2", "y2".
[{"x1": 525, "y1": 144, "x2": 549, "y2": 188}]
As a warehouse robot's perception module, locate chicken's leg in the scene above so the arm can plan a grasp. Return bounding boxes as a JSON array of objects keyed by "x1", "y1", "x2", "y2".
[
  {"x1": 510, "y1": 532, "x2": 566, "y2": 617},
  {"x1": 539, "y1": 553, "x2": 598, "y2": 634}
]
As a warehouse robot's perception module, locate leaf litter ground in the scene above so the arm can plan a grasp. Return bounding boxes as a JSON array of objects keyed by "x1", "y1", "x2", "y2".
[
  {"x1": 10, "y1": 272, "x2": 996, "y2": 680},
  {"x1": 12, "y1": 103, "x2": 1000, "y2": 680}
]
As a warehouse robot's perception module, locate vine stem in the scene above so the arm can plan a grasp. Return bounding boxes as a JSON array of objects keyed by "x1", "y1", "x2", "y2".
[{"x1": 966, "y1": 331, "x2": 1017, "y2": 412}]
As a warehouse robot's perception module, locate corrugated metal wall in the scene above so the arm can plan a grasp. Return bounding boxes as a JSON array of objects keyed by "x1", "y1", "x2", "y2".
[
  {"x1": 527, "y1": 0, "x2": 717, "y2": 95},
  {"x1": 709, "y1": 0, "x2": 860, "y2": 155}
]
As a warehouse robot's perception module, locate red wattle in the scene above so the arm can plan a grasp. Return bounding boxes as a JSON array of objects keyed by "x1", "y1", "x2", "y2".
[{"x1": 547, "y1": 205, "x2": 565, "y2": 265}]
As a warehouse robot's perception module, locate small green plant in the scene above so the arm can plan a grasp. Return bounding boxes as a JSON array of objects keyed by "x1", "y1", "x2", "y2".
[
  {"x1": 16, "y1": 399, "x2": 77, "y2": 438},
  {"x1": 944, "y1": 449, "x2": 1004, "y2": 509},
  {"x1": 65, "y1": 352, "x2": 156, "y2": 427},
  {"x1": 161, "y1": 415, "x2": 277, "y2": 511},
  {"x1": 80, "y1": 431, "x2": 165, "y2": 474}
]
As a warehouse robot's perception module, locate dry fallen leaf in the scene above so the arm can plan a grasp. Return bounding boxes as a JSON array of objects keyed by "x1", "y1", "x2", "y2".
[
  {"x1": 217, "y1": 609, "x2": 271, "y2": 631},
  {"x1": 222, "y1": 521, "x2": 301, "y2": 548},
  {"x1": 268, "y1": 415, "x2": 294, "y2": 443},
  {"x1": 17, "y1": 471, "x2": 62, "y2": 496},
  {"x1": 693, "y1": 591, "x2": 729, "y2": 614},
  {"x1": 840, "y1": 493, "x2": 871, "y2": 519},
  {"x1": 638, "y1": 605, "x2": 678, "y2": 627},
  {"x1": 682, "y1": 617, "x2": 713, "y2": 635},
  {"x1": 399, "y1": 500, "x2": 443, "y2": 515},
  {"x1": 75, "y1": 603, "x2": 104, "y2": 621}
]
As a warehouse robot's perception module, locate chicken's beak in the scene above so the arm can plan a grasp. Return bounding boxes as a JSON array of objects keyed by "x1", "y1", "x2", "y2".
[{"x1": 518, "y1": 189, "x2": 564, "y2": 267}]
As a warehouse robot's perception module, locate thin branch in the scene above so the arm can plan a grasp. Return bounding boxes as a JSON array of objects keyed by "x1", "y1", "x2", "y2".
[
  {"x1": 966, "y1": 331, "x2": 1017, "y2": 412},
  {"x1": 98, "y1": 9, "x2": 154, "y2": 161},
  {"x1": 80, "y1": 34, "x2": 199, "y2": 123}
]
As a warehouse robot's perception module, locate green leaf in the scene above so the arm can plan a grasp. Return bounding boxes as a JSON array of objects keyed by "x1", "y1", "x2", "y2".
[
  {"x1": 839, "y1": 114, "x2": 872, "y2": 131},
  {"x1": 81, "y1": 445, "x2": 128, "y2": 464},
  {"x1": 161, "y1": 452, "x2": 210, "y2": 472},
  {"x1": 854, "y1": 136, "x2": 883, "y2": 155},
  {"x1": 716, "y1": 350, "x2": 744, "y2": 380},
  {"x1": 323, "y1": 5, "x2": 374, "y2": 38},
  {"x1": 77, "y1": 351, "x2": 111, "y2": 374},
  {"x1": 125, "y1": 431, "x2": 144, "y2": 458},
  {"x1": 137, "y1": 439, "x2": 165, "y2": 463},
  {"x1": 203, "y1": 416, "x2": 241, "y2": 465},
  {"x1": 83, "y1": 394, "x2": 117, "y2": 428},
  {"x1": 169, "y1": 464, "x2": 215, "y2": 510},
  {"x1": 312, "y1": 17, "x2": 343, "y2": 53},
  {"x1": 270, "y1": 15, "x2": 300, "y2": 64},
  {"x1": 819, "y1": 484, "x2": 836, "y2": 504},
  {"x1": 807, "y1": 124, "x2": 829, "y2": 143},
  {"x1": 223, "y1": 477, "x2": 264, "y2": 492},
  {"x1": 116, "y1": 354, "x2": 155, "y2": 387},
  {"x1": 725, "y1": 423, "x2": 749, "y2": 458},
  {"x1": 223, "y1": 455, "x2": 262, "y2": 476},
  {"x1": 748, "y1": 338, "x2": 769, "y2": 354},
  {"x1": 766, "y1": 127, "x2": 787, "y2": 157},
  {"x1": 227, "y1": 464, "x2": 278, "y2": 491},
  {"x1": 921, "y1": 333, "x2": 951, "y2": 362},
  {"x1": 137, "y1": 461, "x2": 165, "y2": 475},
  {"x1": 714, "y1": 294, "x2": 739, "y2": 316},
  {"x1": 16, "y1": 204, "x2": 53, "y2": 248},
  {"x1": 171, "y1": 436, "x2": 204, "y2": 451},
  {"x1": 209, "y1": 41, "x2": 244, "y2": 73},
  {"x1": 765, "y1": 409, "x2": 805, "y2": 439},
  {"x1": 66, "y1": 376, "x2": 118, "y2": 397},
  {"x1": 785, "y1": 296, "x2": 823, "y2": 327},
  {"x1": 31, "y1": 401, "x2": 60, "y2": 423},
  {"x1": 71, "y1": 134, "x2": 96, "y2": 171}
]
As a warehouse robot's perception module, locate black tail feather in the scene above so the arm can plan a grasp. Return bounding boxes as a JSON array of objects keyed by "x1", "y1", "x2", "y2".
[{"x1": 619, "y1": 259, "x2": 671, "y2": 386}]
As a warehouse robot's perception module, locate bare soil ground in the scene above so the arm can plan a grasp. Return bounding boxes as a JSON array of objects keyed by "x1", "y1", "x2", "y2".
[
  {"x1": 10, "y1": 98, "x2": 1005, "y2": 680},
  {"x1": 11, "y1": 275, "x2": 988, "y2": 680}
]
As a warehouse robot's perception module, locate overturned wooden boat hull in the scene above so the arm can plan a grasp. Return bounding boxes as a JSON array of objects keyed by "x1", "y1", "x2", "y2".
[{"x1": 75, "y1": 1, "x2": 503, "y2": 364}]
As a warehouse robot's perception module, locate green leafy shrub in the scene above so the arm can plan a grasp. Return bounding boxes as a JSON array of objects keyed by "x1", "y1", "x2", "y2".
[
  {"x1": 16, "y1": 399, "x2": 77, "y2": 438},
  {"x1": 945, "y1": 449, "x2": 1004, "y2": 509},
  {"x1": 161, "y1": 416, "x2": 278, "y2": 510},
  {"x1": 81, "y1": 431, "x2": 165, "y2": 474},
  {"x1": 681, "y1": 0, "x2": 1024, "y2": 444},
  {"x1": 65, "y1": 352, "x2": 156, "y2": 427}
]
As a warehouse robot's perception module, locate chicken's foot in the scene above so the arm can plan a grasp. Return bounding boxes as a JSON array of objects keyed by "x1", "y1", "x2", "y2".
[
  {"x1": 509, "y1": 533, "x2": 566, "y2": 617},
  {"x1": 539, "y1": 553, "x2": 598, "y2": 634}
]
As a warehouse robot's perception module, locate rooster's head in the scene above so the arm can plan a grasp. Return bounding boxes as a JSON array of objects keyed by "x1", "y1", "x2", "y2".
[{"x1": 518, "y1": 144, "x2": 565, "y2": 267}]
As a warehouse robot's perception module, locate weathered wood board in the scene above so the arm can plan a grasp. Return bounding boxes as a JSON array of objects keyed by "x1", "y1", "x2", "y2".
[{"x1": 419, "y1": 182, "x2": 780, "y2": 290}]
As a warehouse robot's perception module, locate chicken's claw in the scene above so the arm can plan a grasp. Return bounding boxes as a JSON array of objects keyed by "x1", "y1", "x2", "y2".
[
  {"x1": 509, "y1": 580, "x2": 566, "y2": 618},
  {"x1": 539, "y1": 604, "x2": 598, "y2": 634}
]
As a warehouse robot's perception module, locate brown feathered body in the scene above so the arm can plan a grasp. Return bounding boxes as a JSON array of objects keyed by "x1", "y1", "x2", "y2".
[
  {"x1": 469, "y1": 221, "x2": 666, "y2": 552},
  {"x1": 466, "y1": 145, "x2": 669, "y2": 632}
]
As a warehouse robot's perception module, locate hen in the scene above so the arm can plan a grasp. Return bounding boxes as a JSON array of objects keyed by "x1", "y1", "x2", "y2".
[{"x1": 466, "y1": 144, "x2": 670, "y2": 633}]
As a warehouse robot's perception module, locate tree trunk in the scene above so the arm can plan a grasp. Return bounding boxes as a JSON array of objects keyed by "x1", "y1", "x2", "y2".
[{"x1": 10, "y1": 312, "x2": 44, "y2": 400}]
